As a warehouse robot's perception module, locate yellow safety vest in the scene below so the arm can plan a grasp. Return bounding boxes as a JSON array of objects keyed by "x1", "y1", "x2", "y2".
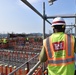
[
  {"x1": 3, "y1": 38, "x2": 7, "y2": 44},
  {"x1": 43, "y1": 32, "x2": 75, "y2": 75}
]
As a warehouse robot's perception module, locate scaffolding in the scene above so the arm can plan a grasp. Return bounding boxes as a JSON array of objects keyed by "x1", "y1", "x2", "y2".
[{"x1": 8, "y1": 0, "x2": 76, "y2": 75}]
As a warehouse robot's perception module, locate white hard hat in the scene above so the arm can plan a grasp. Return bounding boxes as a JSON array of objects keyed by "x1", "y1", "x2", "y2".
[{"x1": 52, "y1": 17, "x2": 66, "y2": 26}]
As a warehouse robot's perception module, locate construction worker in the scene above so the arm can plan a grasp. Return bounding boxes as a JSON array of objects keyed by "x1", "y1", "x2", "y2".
[
  {"x1": 2, "y1": 38, "x2": 7, "y2": 44},
  {"x1": 26, "y1": 37, "x2": 29, "y2": 42},
  {"x1": 0, "y1": 38, "x2": 2, "y2": 44},
  {"x1": 39, "y1": 17, "x2": 76, "y2": 75}
]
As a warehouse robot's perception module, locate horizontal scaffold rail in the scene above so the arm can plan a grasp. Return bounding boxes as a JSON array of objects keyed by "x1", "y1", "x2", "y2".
[
  {"x1": 27, "y1": 61, "x2": 41, "y2": 75},
  {"x1": 47, "y1": 14, "x2": 76, "y2": 19},
  {"x1": 66, "y1": 25, "x2": 76, "y2": 26}
]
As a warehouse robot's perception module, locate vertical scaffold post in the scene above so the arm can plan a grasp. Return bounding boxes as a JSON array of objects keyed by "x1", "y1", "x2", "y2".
[
  {"x1": 27, "y1": 62, "x2": 29, "y2": 73},
  {"x1": 75, "y1": 14, "x2": 76, "y2": 37},
  {"x1": 43, "y1": 2, "x2": 46, "y2": 39},
  {"x1": 43, "y1": 2, "x2": 46, "y2": 75}
]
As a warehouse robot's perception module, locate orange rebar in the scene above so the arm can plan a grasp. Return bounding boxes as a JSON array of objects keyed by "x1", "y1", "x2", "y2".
[
  {"x1": 35, "y1": 70, "x2": 38, "y2": 75},
  {"x1": 25, "y1": 68, "x2": 28, "y2": 75},
  {"x1": 44, "y1": 70, "x2": 47, "y2": 75},
  {"x1": 37, "y1": 66, "x2": 42, "y2": 75},
  {"x1": 13, "y1": 66, "x2": 16, "y2": 75},
  {"x1": 0, "y1": 64, "x2": 3, "y2": 74},
  {"x1": 19, "y1": 68, "x2": 22, "y2": 75},
  {"x1": 9, "y1": 65, "x2": 12, "y2": 73},
  {"x1": 5, "y1": 65, "x2": 8, "y2": 75},
  {"x1": 25, "y1": 54, "x2": 28, "y2": 59},
  {"x1": 32, "y1": 73, "x2": 36, "y2": 75}
]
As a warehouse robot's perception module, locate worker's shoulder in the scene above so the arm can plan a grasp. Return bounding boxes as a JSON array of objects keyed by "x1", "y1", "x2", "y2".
[
  {"x1": 43, "y1": 36, "x2": 51, "y2": 42},
  {"x1": 43, "y1": 38, "x2": 47, "y2": 42},
  {"x1": 65, "y1": 34, "x2": 76, "y2": 41},
  {"x1": 65, "y1": 33, "x2": 75, "y2": 37}
]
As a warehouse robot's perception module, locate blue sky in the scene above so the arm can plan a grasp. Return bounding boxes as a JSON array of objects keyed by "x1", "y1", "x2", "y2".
[{"x1": 0, "y1": 0, "x2": 76, "y2": 34}]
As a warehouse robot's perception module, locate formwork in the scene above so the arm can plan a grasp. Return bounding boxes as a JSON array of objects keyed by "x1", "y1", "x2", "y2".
[{"x1": 0, "y1": 36, "x2": 43, "y2": 75}]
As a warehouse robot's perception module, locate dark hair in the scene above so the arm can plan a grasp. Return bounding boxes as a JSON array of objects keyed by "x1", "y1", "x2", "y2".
[{"x1": 53, "y1": 25, "x2": 65, "y2": 32}]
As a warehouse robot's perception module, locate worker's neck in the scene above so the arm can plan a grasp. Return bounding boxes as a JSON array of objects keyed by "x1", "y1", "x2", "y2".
[{"x1": 53, "y1": 29, "x2": 65, "y2": 33}]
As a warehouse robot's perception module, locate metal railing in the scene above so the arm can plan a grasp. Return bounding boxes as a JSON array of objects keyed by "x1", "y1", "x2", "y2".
[
  {"x1": 27, "y1": 61, "x2": 41, "y2": 75},
  {"x1": 8, "y1": 54, "x2": 39, "y2": 75}
]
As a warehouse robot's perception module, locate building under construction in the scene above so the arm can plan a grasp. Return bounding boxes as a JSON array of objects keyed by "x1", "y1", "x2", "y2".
[{"x1": 0, "y1": 0, "x2": 76, "y2": 75}]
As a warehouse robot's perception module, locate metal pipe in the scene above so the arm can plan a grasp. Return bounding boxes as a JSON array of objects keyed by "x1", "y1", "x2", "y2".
[
  {"x1": 66, "y1": 25, "x2": 75, "y2": 26},
  {"x1": 43, "y1": 2, "x2": 46, "y2": 75},
  {"x1": 65, "y1": 26, "x2": 75, "y2": 33},
  {"x1": 21, "y1": 0, "x2": 51, "y2": 25},
  {"x1": 43, "y1": 2, "x2": 45, "y2": 39},
  {"x1": 27, "y1": 61, "x2": 41, "y2": 75},
  {"x1": 75, "y1": 14, "x2": 76, "y2": 36}
]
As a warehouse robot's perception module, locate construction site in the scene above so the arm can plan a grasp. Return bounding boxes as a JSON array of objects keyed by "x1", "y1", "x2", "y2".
[{"x1": 0, "y1": 0, "x2": 76, "y2": 75}]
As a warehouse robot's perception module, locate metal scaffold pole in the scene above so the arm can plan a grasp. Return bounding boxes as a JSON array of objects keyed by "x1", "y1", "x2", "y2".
[
  {"x1": 75, "y1": 14, "x2": 76, "y2": 37},
  {"x1": 46, "y1": 14, "x2": 76, "y2": 19},
  {"x1": 21, "y1": 0, "x2": 51, "y2": 39},
  {"x1": 21, "y1": 0, "x2": 51, "y2": 25},
  {"x1": 43, "y1": 2, "x2": 45, "y2": 39},
  {"x1": 42, "y1": 3, "x2": 46, "y2": 75}
]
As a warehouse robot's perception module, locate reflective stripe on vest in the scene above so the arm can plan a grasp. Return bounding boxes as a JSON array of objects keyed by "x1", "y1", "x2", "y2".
[
  {"x1": 46, "y1": 37, "x2": 52, "y2": 58},
  {"x1": 46, "y1": 34, "x2": 74, "y2": 65},
  {"x1": 67, "y1": 34, "x2": 71, "y2": 56},
  {"x1": 48, "y1": 58, "x2": 74, "y2": 64}
]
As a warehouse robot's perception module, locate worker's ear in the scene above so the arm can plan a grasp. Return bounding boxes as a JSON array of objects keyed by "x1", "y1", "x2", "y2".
[
  {"x1": 52, "y1": 26, "x2": 54, "y2": 29},
  {"x1": 62, "y1": 25, "x2": 64, "y2": 28},
  {"x1": 53, "y1": 28, "x2": 55, "y2": 33}
]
